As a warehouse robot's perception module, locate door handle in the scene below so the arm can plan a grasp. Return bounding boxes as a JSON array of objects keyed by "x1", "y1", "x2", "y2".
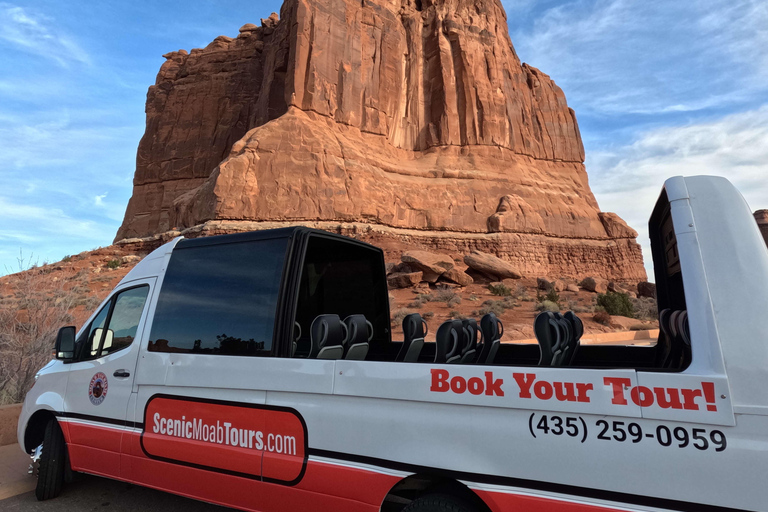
[{"x1": 113, "y1": 369, "x2": 130, "y2": 378}]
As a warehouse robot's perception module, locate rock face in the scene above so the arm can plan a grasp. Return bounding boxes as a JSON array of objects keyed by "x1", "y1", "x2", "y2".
[
  {"x1": 756, "y1": 210, "x2": 768, "y2": 247},
  {"x1": 115, "y1": 0, "x2": 647, "y2": 281}
]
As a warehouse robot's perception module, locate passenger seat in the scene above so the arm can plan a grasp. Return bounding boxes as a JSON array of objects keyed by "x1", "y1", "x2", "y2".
[
  {"x1": 310, "y1": 314, "x2": 347, "y2": 359},
  {"x1": 435, "y1": 320, "x2": 462, "y2": 364},
  {"x1": 343, "y1": 315, "x2": 372, "y2": 360},
  {"x1": 460, "y1": 319, "x2": 479, "y2": 363},
  {"x1": 478, "y1": 313, "x2": 503, "y2": 365},
  {"x1": 397, "y1": 313, "x2": 427, "y2": 362}
]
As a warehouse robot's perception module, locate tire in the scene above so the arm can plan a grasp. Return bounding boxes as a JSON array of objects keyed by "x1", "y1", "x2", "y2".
[
  {"x1": 403, "y1": 493, "x2": 478, "y2": 512},
  {"x1": 35, "y1": 419, "x2": 66, "y2": 501}
]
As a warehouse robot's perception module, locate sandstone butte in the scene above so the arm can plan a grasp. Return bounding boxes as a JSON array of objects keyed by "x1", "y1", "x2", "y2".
[
  {"x1": 115, "y1": 0, "x2": 647, "y2": 281},
  {"x1": 756, "y1": 210, "x2": 768, "y2": 247}
]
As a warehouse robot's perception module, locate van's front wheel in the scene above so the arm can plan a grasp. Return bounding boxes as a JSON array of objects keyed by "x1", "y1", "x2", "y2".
[
  {"x1": 402, "y1": 494, "x2": 477, "y2": 512},
  {"x1": 35, "y1": 419, "x2": 66, "y2": 500}
]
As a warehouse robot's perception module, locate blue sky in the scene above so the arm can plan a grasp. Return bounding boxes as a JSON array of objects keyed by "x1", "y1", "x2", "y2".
[{"x1": 1, "y1": 0, "x2": 766, "y2": 277}]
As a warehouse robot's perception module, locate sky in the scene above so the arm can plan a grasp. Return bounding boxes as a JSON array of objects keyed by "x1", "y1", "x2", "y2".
[{"x1": 0, "y1": 0, "x2": 766, "y2": 277}]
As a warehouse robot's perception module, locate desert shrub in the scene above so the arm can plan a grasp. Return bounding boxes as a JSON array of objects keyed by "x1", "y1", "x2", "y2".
[
  {"x1": 62, "y1": 255, "x2": 72, "y2": 263},
  {"x1": 477, "y1": 297, "x2": 517, "y2": 317},
  {"x1": 0, "y1": 253, "x2": 77, "y2": 405},
  {"x1": 545, "y1": 288, "x2": 561, "y2": 305},
  {"x1": 535, "y1": 300, "x2": 560, "y2": 313},
  {"x1": 468, "y1": 294, "x2": 479, "y2": 302},
  {"x1": 593, "y1": 311, "x2": 612, "y2": 325},
  {"x1": 408, "y1": 296, "x2": 427, "y2": 308},
  {"x1": 422, "y1": 311, "x2": 435, "y2": 320},
  {"x1": 107, "y1": 259, "x2": 120, "y2": 269},
  {"x1": 449, "y1": 311, "x2": 467, "y2": 320},
  {"x1": 419, "y1": 290, "x2": 459, "y2": 304},
  {"x1": 391, "y1": 308, "x2": 413, "y2": 326},
  {"x1": 631, "y1": 296, "x2": 658, "y2": 321},
  {"x1": 447, "y1": 296, "x2": 461, "y2": 308},
  {"x1": 488, "y1": 283, "x2": 512, "y2": 296},
  {"x1": 596, "y1": 292, "x2": 634, "y2": 318},
  {"x1": 432, "y1": 289, "x2": 457, "y2": 302}
]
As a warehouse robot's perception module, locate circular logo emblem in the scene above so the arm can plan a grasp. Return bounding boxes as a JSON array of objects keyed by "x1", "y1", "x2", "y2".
[{"x1": 88, "y1": 372, "x2": 108, "y2": 406}]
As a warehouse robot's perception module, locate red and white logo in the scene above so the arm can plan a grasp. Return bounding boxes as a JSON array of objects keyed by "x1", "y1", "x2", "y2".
[{"x1": 88, "y1": 372, "x2": 108, "y2": 405}]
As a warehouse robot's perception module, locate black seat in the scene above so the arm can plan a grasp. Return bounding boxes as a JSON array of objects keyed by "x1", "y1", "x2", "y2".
[
  {"x1": 435, "y1": 320, "x2": 462, "y2": 364},
  {"x1": 563, "y1": 311, "x2": 583, "y2": 365},
  {"x1": 292, "y1": 321, "x2": 301, "y2": 357},
  {"x1": 656, "y1": 308, "x2": 673, "y2": 367},
  {"x1": 534, "y1": 311, "x2": 565, "y2": 366},
  {"x1": 460, "y1": 319, "x2": 479, "y2": 363},
  {"x1": 343, "y1": 315, "x2": 372, "y2": 360},
  {"x1": 478, "y1": 313, "x2": 503, "y2": 364},
  {"x1": 310, "y1": 314, "x2": 347, "y2": 359},
  {"x1": 397, "y1": 313, "x2": 427, "y2": 362}
]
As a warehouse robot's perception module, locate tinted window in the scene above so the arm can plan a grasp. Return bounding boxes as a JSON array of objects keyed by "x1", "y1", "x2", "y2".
[
  {"x1": 103, "y1": 287, "x2": 150, "y2": 355},
  {"x1": 148, "y1": 238, "x2": 287, "y2": 356},
  {"x1": 76, "y1": 285, "x2": 149, "y2": 360},
  {"x1": 293, "y1": 236, "x2": 390, "y2": 358}
]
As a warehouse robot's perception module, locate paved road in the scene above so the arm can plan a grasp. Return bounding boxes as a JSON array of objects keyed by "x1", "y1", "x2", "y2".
[{"x1": 0, "y1": 444, "x2": 235, "y2": 511}]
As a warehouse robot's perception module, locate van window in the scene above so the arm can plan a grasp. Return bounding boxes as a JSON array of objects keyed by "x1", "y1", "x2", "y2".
[
  {"x1": 103, "y1": 286, "x2": 150, "y2": 355},
  {"x1": 148, "y1": 238, "x2": 287, "y2": 356},
  {"x1": 76, "y1": 285, "x2": 150, "y2": 360}
]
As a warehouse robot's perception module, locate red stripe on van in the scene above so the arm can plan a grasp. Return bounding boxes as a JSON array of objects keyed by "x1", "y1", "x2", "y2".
[
  {"x1": 64, "y1": 426, "x2": 633, "y2": 512},
  {"x1": 477, "y1": 489, "x2": 630, "y2": 512}
]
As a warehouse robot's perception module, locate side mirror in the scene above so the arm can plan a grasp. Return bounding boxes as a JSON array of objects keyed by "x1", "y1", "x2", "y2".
[{"x1": 55, "y1": 326, "x2": 76, "y2": 361}]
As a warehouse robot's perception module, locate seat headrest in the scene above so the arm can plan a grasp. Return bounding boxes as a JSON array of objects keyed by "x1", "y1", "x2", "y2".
[
  {"x1": 461, "y1": 318, "x2": 479, "y2": 354},
  {"x1": 563, "y1": 311, "x2": 583, "y2": 341},
  {"x1": 435, "y1": 320, "x2": 462, "y2": 363},
  {"x1": 403, "y1": 313, "x2": 427, "y2": 341},
  {"x1": 480, "y1": 313, "x2": 503, "y2": 343},
  {"x1": 534, "y1": 311, "x2": 562, "y2": 366},
  {"x1": 344, "y1": 315, "x2": 373, "y2": 346},
  {"x1": 310, "y1": 314, "x2": 347, "y2": 358}
]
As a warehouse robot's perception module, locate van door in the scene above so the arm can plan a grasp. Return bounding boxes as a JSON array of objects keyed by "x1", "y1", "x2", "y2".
[{"x1": 61, "y1": 279, "x2": 154, "y2": 479}]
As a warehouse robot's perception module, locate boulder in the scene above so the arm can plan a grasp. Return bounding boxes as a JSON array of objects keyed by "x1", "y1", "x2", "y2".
[
  {"x1": 120, "y1": 255, "x2": 141, "y2": 265},
  {"x1": 401, "y1": 251, "x2": 454, "y2": 277},
  {"x1": 441, "y1": 268, "x2": 474, "y2": 287},
  {"x1": 537, "y1": 277, "x2": 553, "y2": 291},
  {"x1": 580, "y1": 277, "x2": 608, "y2": 294},
  {"x1": 566, "y1": 283, "x2": 579, "y2": 293},
  {"x1": 387, "y1": 271, "x2": 423, "y2": 289},
  {"x1": 464, "y1": 251, "x2": 522, "y2": 280},
  {"x1": 637, "y1": 281, "x2": 657, "y2": 299}
]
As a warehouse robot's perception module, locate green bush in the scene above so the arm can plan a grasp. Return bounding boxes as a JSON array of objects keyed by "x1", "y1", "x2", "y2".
[
  {"x1": 596, "y1": 292, "x2": 634, "y2": 318},
  {"x1": 536, "y1": 289, "x2": 561, "y2": 308},
  {"x1": 107, "y1": 259, "x2": 120, "y2": 269},
  {"x1": 488, "y1": 283, "x2": 512, "y2": 296},
  {"x1": 535, "y1": 300, "x2": 560, "y2": 312}
]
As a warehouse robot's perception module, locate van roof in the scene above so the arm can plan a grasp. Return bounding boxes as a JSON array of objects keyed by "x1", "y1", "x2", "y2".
[{"x1": 175, "y1": 226, "x2": 380, "y2": 251}]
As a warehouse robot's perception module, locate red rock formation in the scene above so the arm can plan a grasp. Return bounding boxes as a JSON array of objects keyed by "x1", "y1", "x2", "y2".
[
  {"x1": 115, "y1": 0, "x2": 647, "y2": 281},
  {"x1": 756, "y1": 210, "x2": 768, "y2": 246}
]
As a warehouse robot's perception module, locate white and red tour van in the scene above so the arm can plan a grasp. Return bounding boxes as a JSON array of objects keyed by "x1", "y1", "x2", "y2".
[{"x1": 17, "y1": 176, "x2": 768, "y2": 511}]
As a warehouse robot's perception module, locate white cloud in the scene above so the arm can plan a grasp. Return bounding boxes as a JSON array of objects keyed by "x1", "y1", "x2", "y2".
[
  {"x1": 589, "y1": 105, "x2": 768, "y2": 279},
  {"x1": 0, "y1": 3, "x2": 90, "y2": 66},
  {"x1": 512, "y1": 0, "x2": 768, "y2": 115},
  {"x1": 94, "y1": 193, "x2": 107, "y2": 207}
]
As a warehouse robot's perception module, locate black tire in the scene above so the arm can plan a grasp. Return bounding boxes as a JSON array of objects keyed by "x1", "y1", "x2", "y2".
[
  {"x1": 35, "y1": 419, "x2": 66, "y2": 501},
  {"x1": 403, "y1": 493, "x2": 478, "y2": 512}
]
